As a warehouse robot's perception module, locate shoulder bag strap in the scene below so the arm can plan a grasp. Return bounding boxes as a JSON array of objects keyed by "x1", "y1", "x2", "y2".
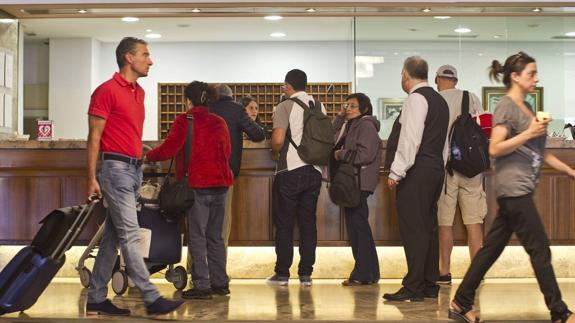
[{"x1": 183, "y1": 114, "x2": 194, "y2": 178}]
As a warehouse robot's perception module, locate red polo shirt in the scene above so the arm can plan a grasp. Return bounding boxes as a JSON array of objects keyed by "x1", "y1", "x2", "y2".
[{"x1": 88, "y1": 72, "x2": 145, "y2": 158}]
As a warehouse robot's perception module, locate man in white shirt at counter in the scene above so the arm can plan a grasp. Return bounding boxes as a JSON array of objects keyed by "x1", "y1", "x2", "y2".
[{"x1": 383, "y1": 56, "x2": 449, "y2": 302}]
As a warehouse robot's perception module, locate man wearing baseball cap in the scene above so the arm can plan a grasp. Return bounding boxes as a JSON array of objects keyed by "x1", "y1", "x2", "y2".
[{"x1": 434, "y1": 65, "x2": 487, "y2": 285}]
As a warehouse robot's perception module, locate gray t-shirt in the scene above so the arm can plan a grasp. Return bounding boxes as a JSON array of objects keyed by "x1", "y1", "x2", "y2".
[{"x1": 493, "y1": 96, "x2": 546, "y2": 198}]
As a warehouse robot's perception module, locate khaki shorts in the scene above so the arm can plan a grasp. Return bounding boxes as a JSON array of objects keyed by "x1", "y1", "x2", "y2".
[{"x1": 437, "y1": 171, "x2": 487, "y2": 226}]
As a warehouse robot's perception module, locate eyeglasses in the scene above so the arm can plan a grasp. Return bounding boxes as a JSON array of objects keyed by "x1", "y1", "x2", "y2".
[{"x1": 343, "y1": 103, "x2": 359, "y2": 109}]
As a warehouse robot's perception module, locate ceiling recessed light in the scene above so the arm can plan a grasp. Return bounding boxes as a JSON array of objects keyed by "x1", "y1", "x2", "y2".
[
  {"x1": 191, "y1": 8, "x2": 201, "y2": 13},
  {"x1": 270, "y1": 32, "x2": 286, "y2": 38},
  {"x1": 493, "y1": 34, "x2": 502, "y2": 39},
  {"x1": 264, "y1": 15, "x2": 283, "y2": 21},
  {"x1": 454, "y1": 27, "x2": 472, "y2": 33},
  {"x1": 393, "y1": 52, "x2": 399, "y2": 56},
  {"x1": 565, "y1": 31, "x2": 575, "y2": 37},
  {"x1": 532, "y1": 8, "x2": 542, "y2": 12},
  {"x1": 121, "y1": 16, "x2": 139, "y2": 23},
  {"x1": 422, "y1": 8, "x2": 432, "y2": 13},
  {"x1": 478, "y1": 53, "x2": 484, "y2": 57},
  {"x1": 528, "y1": 24, "x2": 539, "y2": 28},
  {"x1": 306, "y1": 8, "x2": 317, "y2": 13},
  {"x1": 177, "y1": 24, "x2": 190, "y2": 28},
  {"x1": 433, "y1": 16, "x2": 451, "y2": 20},
  {"x1": 146, "y1": 29, "x2": 152, "y2": 32},
  {"x1": 77, "y1": 9, "x2": 87, "y2": 14},
  {"x1": 145, "y1": 33, "x2": 162, "y2": 39},
  {"x1": 0, "y1": 18, "x2": 15, "y2": 23},
  {"x1": 408, "y1": 28, "x2": 418, "y2": 32}
]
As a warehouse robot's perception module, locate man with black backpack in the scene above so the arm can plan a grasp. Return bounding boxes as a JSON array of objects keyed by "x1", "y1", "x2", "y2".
[
  {"x1": 268, "y1": 69, "x2": 332, "y2": 286},
  {"x1": 434, "y1": 65, "x2": 488, "y2": 286}
]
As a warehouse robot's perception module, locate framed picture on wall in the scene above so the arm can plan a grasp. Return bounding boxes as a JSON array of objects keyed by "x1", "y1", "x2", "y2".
[
  {"x1": 378, "y1": 98, "x2": 404, "y2": 121},
  {"x1": 482, "y1": 86, "x2": 544, "y2": 112}
]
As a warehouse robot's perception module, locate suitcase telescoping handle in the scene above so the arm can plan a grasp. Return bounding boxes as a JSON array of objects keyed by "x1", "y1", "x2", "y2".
[{"x1": 50, "y1": 195, "x2": 101, "y2": 260}]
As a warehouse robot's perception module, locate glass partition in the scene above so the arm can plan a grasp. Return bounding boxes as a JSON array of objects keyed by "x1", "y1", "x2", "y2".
[{"x1": 355, "y1": 16, "x2": 575, "y2": 139}]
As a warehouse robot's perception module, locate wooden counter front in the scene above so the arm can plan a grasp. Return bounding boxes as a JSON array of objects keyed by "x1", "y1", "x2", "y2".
[{"x1": 1, "y1": 140, "x2": 575, "y2": 246}]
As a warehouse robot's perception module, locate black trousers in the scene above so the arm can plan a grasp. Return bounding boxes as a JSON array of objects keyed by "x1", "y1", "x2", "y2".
[
  {"x1": 396, "y1": 165, "x2": 444, "y2": 296},
  {"x1": 272, "y1": 165, "x2": 322, "y2": 277},
  {"x1": 455, "y1": 195, "x2": 569, "y2": 321},
  {"x1": 345, "y1": 191, "x2": 380, "y2": 282}
]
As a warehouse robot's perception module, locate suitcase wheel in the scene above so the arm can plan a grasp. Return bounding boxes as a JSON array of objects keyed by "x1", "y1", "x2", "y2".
[
  {"x1": 170, "y1": 266, "x2": 188, "y2": 290},
  {"x1": 111, "y1": 270, "x2": 128, "y2": 295},
  {"x1": 79, "y1": 267, "x2": 92, "y2": 288}
]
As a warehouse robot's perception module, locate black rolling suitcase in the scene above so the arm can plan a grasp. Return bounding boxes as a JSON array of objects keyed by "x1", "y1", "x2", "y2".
[{"x1": 0, "y1": 198, "x2": 99, "y2": 315}]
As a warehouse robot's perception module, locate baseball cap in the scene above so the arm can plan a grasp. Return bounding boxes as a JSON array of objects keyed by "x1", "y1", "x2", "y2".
[{"x1": 436, "y1": 65, "x2": 458, "y2": 79}]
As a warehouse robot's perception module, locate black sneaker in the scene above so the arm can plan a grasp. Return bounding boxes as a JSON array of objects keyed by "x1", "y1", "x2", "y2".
[
  {"x1": 86, "y1": 299, "x2": 131, "y2": 316},
  {"x1": 437, "y1": 273, "x2": 452, "y2": 285},
  {"x1": 146, "y1": 297, "x2": 184, "y2": 315},
  {"x1": 212, "y1": 284, "x2": 230, "y2": 296},
  {"x1": 266, "y1": 274, "x2": 289, "y2": 286},
  {"x1": 181, "y1": 288, "x2": 213, "y2": 300}
]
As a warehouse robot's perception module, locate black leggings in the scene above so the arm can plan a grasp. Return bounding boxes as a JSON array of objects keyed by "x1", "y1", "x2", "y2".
[{"x1": 454, "y1": 195, "x2": 569, "y2": 322}]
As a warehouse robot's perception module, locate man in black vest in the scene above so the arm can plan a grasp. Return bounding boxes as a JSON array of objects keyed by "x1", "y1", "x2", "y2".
[{"x1": 383, "y1": 56, "x2": 449, "y2": 302}]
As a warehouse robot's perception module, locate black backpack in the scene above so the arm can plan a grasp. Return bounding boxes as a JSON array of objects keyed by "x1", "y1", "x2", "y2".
[
  {"x1": 446, "y1": 91, "x2": 490, "y2": 178},
  {"x1": 287, "y1": 97, "x2": 334, "y2": 166}
]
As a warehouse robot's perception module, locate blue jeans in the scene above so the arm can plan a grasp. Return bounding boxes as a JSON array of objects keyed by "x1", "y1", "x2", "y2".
[
  {"x1": 187, "y1": 190, "x2": 228, "y2": 290},
  {"x1": 87, "y1": 160, "x2": 160, "y2": 305}
]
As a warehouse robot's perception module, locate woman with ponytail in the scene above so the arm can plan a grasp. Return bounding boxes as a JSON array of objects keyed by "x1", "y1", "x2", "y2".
[
  {"x1": 449, "y1": 52, "x2": 575, "y2": 323},
  {"x1": 147, "y1": 81, "x2": 233, "y2": 299}
]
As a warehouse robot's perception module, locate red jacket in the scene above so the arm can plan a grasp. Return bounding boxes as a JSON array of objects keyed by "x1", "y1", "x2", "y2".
[{"x1": 146, "y1": 106, "x2": 233, "y2": 188}]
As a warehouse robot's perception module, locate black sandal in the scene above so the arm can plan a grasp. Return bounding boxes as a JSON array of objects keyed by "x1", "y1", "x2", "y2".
[
  {"x1": 448, "y1": 300, "x2": 482, "y2": 323},
  {"x1": 553, "y1": 310, "x2": 573, "y2": 323}
]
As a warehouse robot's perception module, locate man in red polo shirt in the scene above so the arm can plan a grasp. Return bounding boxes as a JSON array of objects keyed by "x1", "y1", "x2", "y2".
[{"x1": 86, "y1": 37, "x2": 183, "y2": 316}]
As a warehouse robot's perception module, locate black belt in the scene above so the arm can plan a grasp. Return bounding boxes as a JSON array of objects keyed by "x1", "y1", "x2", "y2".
[{"x1": 100, "y1": 152, "x2": 143, "y2": 167}]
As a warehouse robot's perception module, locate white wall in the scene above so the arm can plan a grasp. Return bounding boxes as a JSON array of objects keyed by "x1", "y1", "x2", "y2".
[
  {"x1": 356, "y1": 41, "x2": 575, "y2": 138},
  {"x1": 24, "y1": 42, "x2": 48, "y2": 85},
  {"x1": 49, "y1": 38, "x2": 98, "y2": 139},
  {"x1": 97, "y1": 41, "x2": 355, "y2": 140}
]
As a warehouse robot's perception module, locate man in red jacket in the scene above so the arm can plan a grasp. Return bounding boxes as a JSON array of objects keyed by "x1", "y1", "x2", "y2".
[
  {"x1": 86, "y1": 37, "x2": 183, "y2": 316},
  {"x1": 147, "y1": 81, "x2": 233, "y2": 299}
]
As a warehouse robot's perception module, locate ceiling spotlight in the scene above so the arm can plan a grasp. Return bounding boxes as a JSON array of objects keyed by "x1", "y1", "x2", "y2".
[
  {"x1": 565, "y1": 31, "x2": 575, "y2": 37},
  {"x1": 433, "y1": 16, "x2": 451, "y2": 20},
  {"x1": 0, "y1": 18, "x2": 16, "y2": 23},
  {"x1": 146, "y1": 29, "x2": 152, "y2": 32},
  {"x1": 145, "y1": 33, "x2": 162, "y2": 39},
  {"x1": 77, "y1": 9, "x2": 87, "y2": 14},
  {"x1": 493, "y1": 34, "x2": 502, "y2": 39},
  {"x1": 422, "y1": 8, "x2": 432, "y2": 13},
  {"x1": 454, "y1": 27, "x2": 472, "y2": 33},
  {"x1": 306, "y1": 8, "x2": 317, "y2": 13},
  {"x1": 264, "y1": 15, "x2": 283, "y2": 21},
  {"x1": 121, "y1": 16, "x2": 139, "y2": 22},
  {"x1": 270, "y1": 32, "x2": 286, "y2": 38},
  {"x1": 532, "y1": 8, "x2": 542, "y2": 12},
  {"x1": 191, "y1": 8, "x2": 201, "y2": 13}
]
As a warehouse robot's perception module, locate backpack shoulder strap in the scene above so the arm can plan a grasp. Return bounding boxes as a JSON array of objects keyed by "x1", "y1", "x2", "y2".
[
  {"x1": 288, "y1": 97, "x2": 310, "y2": 110},
  {"x1": 461, "y1": 90, "x2": 470, "y2": 118}
]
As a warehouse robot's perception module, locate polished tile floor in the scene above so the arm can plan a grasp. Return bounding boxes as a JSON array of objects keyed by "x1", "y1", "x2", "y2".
[{"x1": 2, "y1": 278, "x2": 574, "y2": 322}]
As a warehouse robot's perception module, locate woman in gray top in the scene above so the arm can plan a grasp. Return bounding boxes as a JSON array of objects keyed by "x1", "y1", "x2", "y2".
[
  {"x1": 332, "y1": 93, "x2": 383, "y2": 286},
  {"x1": 449, "y1": 52, "x2": 575, "y2": 323}
]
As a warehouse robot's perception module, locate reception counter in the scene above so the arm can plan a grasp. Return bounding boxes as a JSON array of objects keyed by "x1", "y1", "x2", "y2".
[{"x1": 1, "y1": 139, "x2": 575, "y2": 246}]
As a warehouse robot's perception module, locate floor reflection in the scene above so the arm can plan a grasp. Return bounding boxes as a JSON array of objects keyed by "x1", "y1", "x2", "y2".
[{"x1": 0, "y1": 278, "x2": 572, "y2": 321}]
